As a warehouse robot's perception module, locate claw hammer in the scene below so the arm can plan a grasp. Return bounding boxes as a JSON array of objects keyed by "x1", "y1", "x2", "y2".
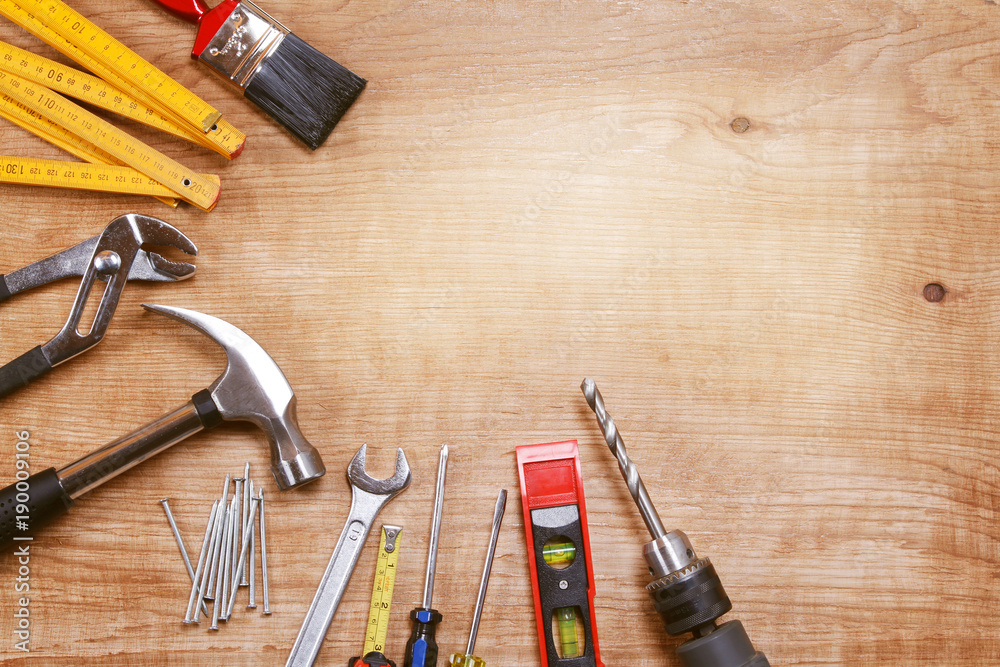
[{"x1": 0, "y1": 305, "x2": 326, "y2": 550}]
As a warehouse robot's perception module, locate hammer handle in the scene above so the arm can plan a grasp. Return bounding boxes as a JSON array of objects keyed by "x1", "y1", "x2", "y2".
[
  {"x1": 58, "y1": 394, "x2": 219, "y2": 499},
  {"x1": 0, "y1": 468, "x2": 73, "y2": 550}
]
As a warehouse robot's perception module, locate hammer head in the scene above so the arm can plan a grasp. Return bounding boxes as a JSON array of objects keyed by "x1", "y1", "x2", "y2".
[{"x1": 143, "y1": 304, "x2": 325, "y2": 490}]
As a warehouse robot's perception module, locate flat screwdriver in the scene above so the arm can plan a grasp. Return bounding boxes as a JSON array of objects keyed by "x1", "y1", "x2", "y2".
[
  {"x1": 405, "y1": 445, "x2": 449, "y2": 667},
  {"x1": 581, "y1": 379, "x2": 769, "y2": 667},
  {"x1": 449, "y1": 489, "x2": 507, "y2": 667}
]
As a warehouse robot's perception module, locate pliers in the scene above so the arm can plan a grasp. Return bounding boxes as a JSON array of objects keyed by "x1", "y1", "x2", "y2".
[{"x1": 0, "y1": 214, "x2": 197, "y2": 398}]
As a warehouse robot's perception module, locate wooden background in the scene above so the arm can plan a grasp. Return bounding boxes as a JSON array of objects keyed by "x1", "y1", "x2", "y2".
[{"x1": 1, "y1": 0, "x2": 999, "y2": 664}]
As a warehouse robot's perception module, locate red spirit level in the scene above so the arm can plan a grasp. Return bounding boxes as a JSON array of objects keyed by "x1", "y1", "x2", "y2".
[{"x1": 516, "y1": 441, "x2": 604, "y2": 667}]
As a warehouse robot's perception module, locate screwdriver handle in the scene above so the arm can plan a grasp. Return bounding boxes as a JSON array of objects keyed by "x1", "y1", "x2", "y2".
[
  {"x1": 448, "y1": 654, "x2": 484, "y2": 667},
  {"x1": 403, "y1": 608, "x2": 441, "y2": 667}
]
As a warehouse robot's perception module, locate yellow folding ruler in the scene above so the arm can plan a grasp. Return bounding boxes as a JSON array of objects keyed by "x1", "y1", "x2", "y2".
[
  {"x1": 0, "y1": 0, "x2": 220, "y2": 133},
  {"x1": 0, "y1": 70, "x2": 220, "y2": 210},
  {"x1": 0, "y1": 40, "x2": 244, "y2": 159},
  {"x1": 0, "y1": 155, "x2": 219, "y2": 198},
  {"x1": 0, "y1": 90, "x2": 179, "y2": 206},
  {"x1": 364, "y1": 525, "x2": 403, "y2": 658}
]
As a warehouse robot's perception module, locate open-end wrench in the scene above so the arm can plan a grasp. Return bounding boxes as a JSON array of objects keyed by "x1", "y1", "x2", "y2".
[
  {"x1": 286, "y1": 445, "x2": 411, "y2": 667},
  {"x1": 0, "y1": 214, "x2": 197, "y2": 398}
]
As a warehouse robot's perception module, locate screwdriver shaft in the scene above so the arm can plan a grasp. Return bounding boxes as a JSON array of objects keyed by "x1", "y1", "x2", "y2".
[
  {"x1": 466, "y1": 489, "x2": 507, "y2": 656},
  {"x1": 581, "y1": 378, "x2": 666, "y2": 540},
  {"x1": 422, "y1": 445, "x2": 449, "y2": 608}
]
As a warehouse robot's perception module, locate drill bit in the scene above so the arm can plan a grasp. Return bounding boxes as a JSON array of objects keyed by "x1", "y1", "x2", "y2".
[{"x1": 580, "y1": 378, "x2": 666, "y2": 539}]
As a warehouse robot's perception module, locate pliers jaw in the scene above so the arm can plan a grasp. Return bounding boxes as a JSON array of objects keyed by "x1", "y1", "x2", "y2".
[{"x1": 0, "y1": 216, "x2": 197, "y2": 301}]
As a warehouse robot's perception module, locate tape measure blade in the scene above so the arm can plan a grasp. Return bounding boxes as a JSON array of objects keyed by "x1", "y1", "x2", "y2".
[
  {"x1": 0, "y1": 72, "x2": 220, "y2": 210},
  {"x1": 363, "y1": 526, "x2": 402, "y2": 657},
  {"x1": 17, "y1": 0, "x2": 220, "y2": 133},
  {"x1": 0, "y1": 7, "x2": 242, "y2": 157}
]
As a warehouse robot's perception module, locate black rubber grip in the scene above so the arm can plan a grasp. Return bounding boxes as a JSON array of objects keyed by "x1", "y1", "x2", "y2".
[
  {"x1": 0, "y1": 346, "x2": 53, "y2": 399},
  {"x1": 0, "y1": 274, "x2": 10, "y2": 303},
  {"x1": 0, "y1": 468, "x2": 73, "y2": 551}
]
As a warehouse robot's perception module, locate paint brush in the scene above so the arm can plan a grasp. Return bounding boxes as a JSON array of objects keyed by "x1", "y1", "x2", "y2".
[{"x1": 150, "y1": 0, "x2": 366, "y2": 150}]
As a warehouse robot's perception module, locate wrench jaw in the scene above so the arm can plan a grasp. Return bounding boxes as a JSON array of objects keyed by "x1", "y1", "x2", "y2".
[
  {"x1": 139, "y1": 251, "x2": 197, "y2": 281},
  {"x1": 347, "y1": 445, "x2": 412, "y2": 497}
]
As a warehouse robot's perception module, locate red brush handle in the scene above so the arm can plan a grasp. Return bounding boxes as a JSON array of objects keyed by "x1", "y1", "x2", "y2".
[
  {"x1": 148, "y1": 0, "x2": 210, "y2": 25},
  {"x1": 148, "y1": 0, "x2": 241, "y2": 59}
]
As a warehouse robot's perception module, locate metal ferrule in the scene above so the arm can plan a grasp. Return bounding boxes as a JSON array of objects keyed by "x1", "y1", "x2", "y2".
[
  {"x1": 644, "y1": 529, "x2": 698, "y2": 579},
  {"x1": 200, "y1": 1, "x2": 288, "y2": 90}
]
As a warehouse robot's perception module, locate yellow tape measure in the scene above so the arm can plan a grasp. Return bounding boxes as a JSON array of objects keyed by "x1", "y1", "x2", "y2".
[
  {"x1": 364, "y1": 525, "x2": 403, "y2": 656},
  {"x1": 0, "y1": 70, "x2": 220, "y2": 210},
  {"x1": 0, "y1": 40, "x2": 244, "y2": 159},
  {"x1": 0, "y1": 155, "x2": 219, "y2": 198},
  {"x1": 3, "y1": 0, "x2": 221, "y2": 133}
]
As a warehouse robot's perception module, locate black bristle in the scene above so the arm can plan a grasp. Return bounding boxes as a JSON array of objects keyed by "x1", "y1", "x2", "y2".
[{"x1": 244, "y1": 33, "x2": 366, "y2": 150}]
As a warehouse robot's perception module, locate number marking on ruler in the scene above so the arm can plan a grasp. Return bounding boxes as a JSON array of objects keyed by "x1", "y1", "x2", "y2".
[
  {"x1": 0, "y1": 155, "x2": 219, "y2": 199},
  {"x1": 0, "y1": 70, "x2": 220, "y2": 210},
  {"x1": 0, "y1": 0, "x2": 221, "y2": 132},
  {"x1": 0, "y1": 40, "x2": 244, "y2": 158},
  {"x1": 364, "y1": 525, "x2": 403, "y2": 656}
]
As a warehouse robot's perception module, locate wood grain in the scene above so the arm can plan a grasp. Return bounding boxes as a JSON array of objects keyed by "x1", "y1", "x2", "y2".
[{"x1": 1, "y1": 0, "x2": 999, "y2": 664}]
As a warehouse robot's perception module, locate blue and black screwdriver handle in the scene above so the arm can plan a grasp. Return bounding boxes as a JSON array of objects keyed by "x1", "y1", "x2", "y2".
[{"x1": 581, "y1": 380, "x2": 770, "y2": 667}]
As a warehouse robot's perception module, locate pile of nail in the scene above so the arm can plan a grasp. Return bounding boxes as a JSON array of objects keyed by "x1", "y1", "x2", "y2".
[{"x1": 160, "y1": 462, "x2": 271, "y2": 629}]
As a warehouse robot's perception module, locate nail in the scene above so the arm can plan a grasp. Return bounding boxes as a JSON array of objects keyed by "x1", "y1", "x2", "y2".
[
  {"x1": 226, "y1": 496, "x2": 260, "y2": 618},
  {"x1": 206, "y1": 474, "x2": 230, "y2": 599},
  {"x1": 241, "y1": 462, "x2": 250, "y2": 586},
  {"x1": 183, "y1": 499, "x2": 218, "y2": 623},
  {"x1": 220, "y1": 497, "x2": 235, "y2": 622},
  {"x1": 259, "y1": 490, "x2": 270, "y2": 615},
  {"x1": 210, "y1": 493, "x2": 231, "y2": 630},
  {"x1": 232, "y1": 478, "x2": 244, "y2": 595},
  {"x1": 248, "y1": 478, "x2": 257, "y2": 608}
]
